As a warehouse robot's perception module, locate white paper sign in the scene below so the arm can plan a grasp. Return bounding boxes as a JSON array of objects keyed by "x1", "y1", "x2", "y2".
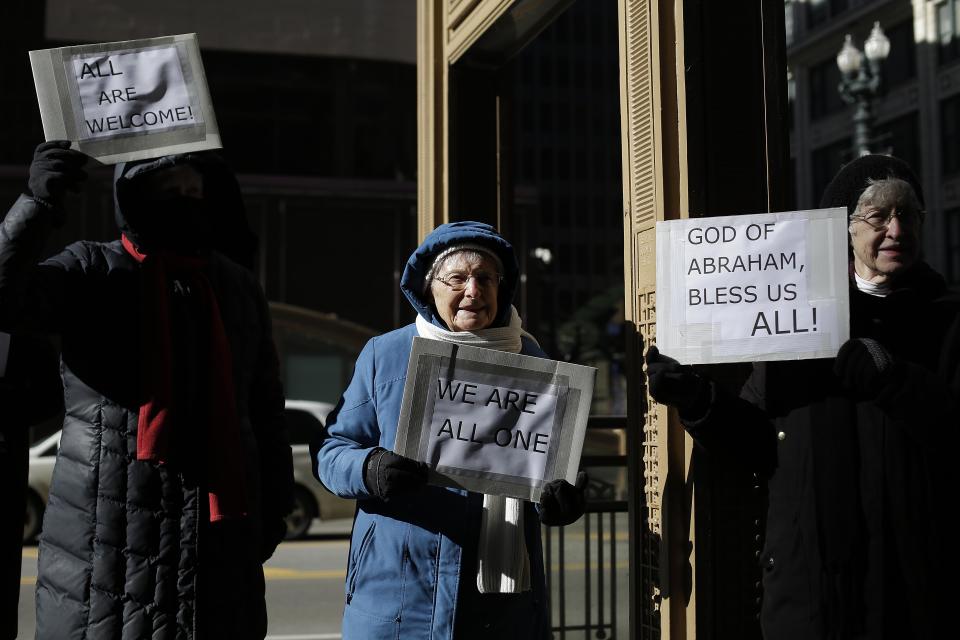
[
  {"x1": 72, "y1": 46, "x2": 199, "y2": 140},
  {"x1": 656, "y1": 208, "x2": 850, "y2": 364},
  {"x1": 425, "y1": 376, "x2": 560, "y2": 482},
  {"x1": 30, "y1": 34, "x2": 221, "y2": 164},
  {"x1": 395, "y1": 338, "x2": 597, "y2": 501}
]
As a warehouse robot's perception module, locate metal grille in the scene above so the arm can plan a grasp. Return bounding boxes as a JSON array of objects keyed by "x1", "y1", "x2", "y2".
[{"x1": 545, "y1": 415, "x2": 629, "y2": 639}]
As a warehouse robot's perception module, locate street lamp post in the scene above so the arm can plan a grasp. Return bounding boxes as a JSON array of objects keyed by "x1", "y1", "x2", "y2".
[{"x1": 836, "y1": 21, "x2": 891, "y2": 157}]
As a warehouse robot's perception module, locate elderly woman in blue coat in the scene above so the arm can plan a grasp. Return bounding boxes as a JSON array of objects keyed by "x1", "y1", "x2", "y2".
[{"x1": 314, "y1": 222, "x2": 587, "y2": 639}]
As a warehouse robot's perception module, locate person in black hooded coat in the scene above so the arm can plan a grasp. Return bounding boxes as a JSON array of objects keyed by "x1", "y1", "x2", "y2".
[
  {"x1": 0, "y1": 141, "x2": 293, "y2": 640},
  {"x1": 646, "y1": 155, "x2": 960, "y2": 639}
]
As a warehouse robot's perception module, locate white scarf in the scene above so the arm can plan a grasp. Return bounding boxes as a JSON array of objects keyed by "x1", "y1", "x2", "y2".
[
  {"x1": 414, "y1": 306, "x2": 537, "y2": 353},
  {"x1": 415, "y1": 305, "x2": 535, "y2": 594}
]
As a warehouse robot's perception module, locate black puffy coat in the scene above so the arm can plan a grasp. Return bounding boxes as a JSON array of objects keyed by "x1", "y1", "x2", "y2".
[
  {"x1": 0, "y1": 156, "x2": 292, "y2": 640},
  {"x1": 686, "y1": 263, "x2": 960, "y2": 640}
]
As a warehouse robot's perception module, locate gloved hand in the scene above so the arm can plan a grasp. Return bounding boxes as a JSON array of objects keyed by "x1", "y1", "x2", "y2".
[
  {"x1": 833, "y1": 338, "x2": 896, "y2": 399},
  {"x1": 645, "y1": 345, "x2": 712, "y2": 419},
  {"x1": 538, "y1": 471, "x2": 588, "y2": 526},
  {"x1": 28, "y1": 140, "x2": 88, "y2": 206},
  {"x1": 363, "y1": 448, "x2": 428, "y2": 500}
]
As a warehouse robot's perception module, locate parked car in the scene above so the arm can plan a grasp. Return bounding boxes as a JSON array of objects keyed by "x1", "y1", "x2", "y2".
[
  {"x1": 24, "y1": 400, "x2": 354, "y2": 543},
  {"x1": 282, "y1": 399, "x2": 355, "y2": 538},
  {"x1": 24, "y1": 430, "x2": 59, "y2": 542}
]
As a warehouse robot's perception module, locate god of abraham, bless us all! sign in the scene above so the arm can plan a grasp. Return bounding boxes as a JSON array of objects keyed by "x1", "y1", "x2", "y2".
[
  {"x1": 30, "y1": 34, "x2": 220, "y2": 164},
  {"x1": 656, "y1": 208, "x2": 851, "y2": 364},
  {"x1": 394, "y1": 338, "x2": 596, "y2": 502}
]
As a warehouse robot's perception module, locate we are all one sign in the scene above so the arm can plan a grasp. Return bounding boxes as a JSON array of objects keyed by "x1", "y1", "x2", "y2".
[
  {"x1": 427, "y1": 376, "x2": 558, "y2": 485},
  {"x1": 395, "y1": 338, "x2": 595, "y2": 502},
  {"x1": 656, "y1": 208, "x2": 850, "y2": 364}
]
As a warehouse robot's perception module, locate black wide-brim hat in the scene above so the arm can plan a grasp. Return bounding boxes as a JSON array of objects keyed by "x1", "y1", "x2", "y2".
[{"x1": 818, "y1": 154, "x2": 925, "y2": 214}]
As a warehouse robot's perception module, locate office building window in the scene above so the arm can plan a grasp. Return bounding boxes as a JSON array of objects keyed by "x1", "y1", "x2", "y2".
[
  {"x1": 811, "y1": 138, "x2": 851, "y2": 204},
  {"x1": 884, "y1": 20, "x2": 917, "y2": 89},
  {"x1": 576, "y1": 244, "x2": 588, "y2": 274},
  {"x1": 540, "y1": 104, "x2": 554, "y2": 133},
  {"x1": 557, "y1": 199, "x2": 571, "y2": 227},
  {"x1": 541, "y1": 195, "x2": 555, "y2": 226},
  {"x1": 541, "y1": 148, "x2": 555, "y2": 179},
  {"x1": 808, "y1": 0, "x2": 850, "y2": 30},
  {"x1": 558, "y1": 149, "x2": 571, "y2": 181},
  {"x1": 575, "y1": 195, "x2": 589, "y2": 226},
  {"x1": 206, "y1": 52, "x2": 416, "y2": 179},
  {"x1": 787, "y1": 156, "x2": 797, "y2": 211},
  {"x1": 809, "y1": 57, "x2": 846, "y2": 121},
  {"x1": 877, "y1": 112, "x2": 921, "y2": 174},
  {"x1": 938, "y1": 0, "x2": 960, "y2": 65},
  {"x1": 942, "y1": 94, "x2": 960, "y2": 176},
  {"x1": 945, "y1": 207, "x2": 960, "y2": 284},
  {"x1": 787, "y1": 68, "x2": 796, "y2": 131},
  {"x1": 594, "y1": 250, "x2": 607, "y2": 276},
  {"x1": 785, "y1": 1, "x2": 795, "y2": 47}
]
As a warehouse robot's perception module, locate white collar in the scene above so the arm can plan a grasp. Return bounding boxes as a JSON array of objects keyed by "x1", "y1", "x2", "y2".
[{"x1": 854, "y1": 272, "x2": 891, "y2": 297}]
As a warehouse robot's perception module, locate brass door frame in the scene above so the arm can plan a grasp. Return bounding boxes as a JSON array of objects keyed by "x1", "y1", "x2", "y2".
[
  {"x1": 416, "y1": 1, "x2": 693, "y2": 637},
  {"x1": 617, "y1": 2, "x2": 692, "y2": 638}
]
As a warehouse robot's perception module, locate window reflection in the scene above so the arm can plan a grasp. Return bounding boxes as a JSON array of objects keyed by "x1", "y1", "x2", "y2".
[{"x1": 512, "y1": 0, "x2": 626, "y2": 415}]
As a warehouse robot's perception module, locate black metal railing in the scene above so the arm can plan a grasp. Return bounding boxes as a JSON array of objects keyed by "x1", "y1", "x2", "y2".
[{"x1": 544, "y1": 415, "x2": 629, "y2": 639}]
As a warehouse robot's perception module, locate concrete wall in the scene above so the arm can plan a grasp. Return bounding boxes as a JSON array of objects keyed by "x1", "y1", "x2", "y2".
[{"x1": 45, "y1": 0, "x2": 416, "y2": 63}]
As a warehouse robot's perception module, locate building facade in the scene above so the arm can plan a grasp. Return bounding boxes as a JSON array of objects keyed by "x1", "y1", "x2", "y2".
[
  {"x1": 787, "y1": 0, "x2": 960, "y2": 281},
  {"x1": 0, "y1": 0, "x2": 420, "y2": 404}
]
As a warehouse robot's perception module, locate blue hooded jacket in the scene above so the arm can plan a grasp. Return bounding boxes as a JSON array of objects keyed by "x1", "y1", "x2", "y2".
[{"x1": 314, "y1": 222, "x2": 550, "y2": 639}]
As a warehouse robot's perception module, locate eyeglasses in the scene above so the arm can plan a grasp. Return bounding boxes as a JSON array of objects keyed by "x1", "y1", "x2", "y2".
[
  {"x1": 849, "y1": 207, "x2": 925, "y2": 231},
  {"x1": 434, "y1": 270, "x2": 503, "y2": 291}
]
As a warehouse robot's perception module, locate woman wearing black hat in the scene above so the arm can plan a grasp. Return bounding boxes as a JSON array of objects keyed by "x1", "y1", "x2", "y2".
[{"x1": 646, "y1": 155, "x2": 960, "y2": 639}]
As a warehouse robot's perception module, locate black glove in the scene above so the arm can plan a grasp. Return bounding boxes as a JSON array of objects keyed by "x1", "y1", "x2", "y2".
[
  {"x1": 833, "y1": 338, "x2": 896, "y2": 399},
  {"x1": 28, "y1": 140, "x2": 88, "y2": 206},
  {"x1": 645, "y1": 345, "x2": 712, "y2": 419},
  {"x1": 363, "y1": 448, "x2": 428, "y2": 500},
  {"x1": 539, "y1": 471, "x2": 588, "y2": 526}
]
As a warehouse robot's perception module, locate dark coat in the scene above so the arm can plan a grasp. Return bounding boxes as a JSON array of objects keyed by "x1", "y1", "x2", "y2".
[
  {"x1": 0, "y1": 156, "x2": 292, "y2": 640},
  {"x1": 686, "y1": 263, "x2": 960, "y2": 639}
]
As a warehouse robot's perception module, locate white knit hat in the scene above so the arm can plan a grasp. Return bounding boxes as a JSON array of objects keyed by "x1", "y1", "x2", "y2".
[{"x1": 424, "y1": 243, "x2": 504, "y2": 292}]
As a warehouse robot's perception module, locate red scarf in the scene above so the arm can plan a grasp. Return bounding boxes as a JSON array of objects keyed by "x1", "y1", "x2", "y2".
[{"x1": 122, "y1": 234, "x2": 247, "y2": 522}]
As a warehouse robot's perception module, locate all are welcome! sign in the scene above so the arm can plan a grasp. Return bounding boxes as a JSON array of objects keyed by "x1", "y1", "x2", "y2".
[{"x1": 30, "y1": 33, "x2": 220, "y2": 164}]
